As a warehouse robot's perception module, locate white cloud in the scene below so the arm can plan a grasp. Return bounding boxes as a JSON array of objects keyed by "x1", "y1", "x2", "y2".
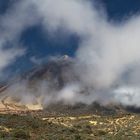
[
  {"x1": 1, "y1": 0, "x2": 140, "y2": 107},
  {"x1": 30, "y1": 0, "x2": 140, "y2": 106},
  {"x1": 0, "y1": 0, "x2": 39, "y2": 74}
]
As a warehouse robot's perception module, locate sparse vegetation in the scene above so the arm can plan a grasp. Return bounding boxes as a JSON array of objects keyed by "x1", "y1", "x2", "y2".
[
  {"x1": 12, "y1": 129, "x2": 30, "y2": 139},
  {"x1": 0, "y1": 110, "x2": 139, "y2": 140}
]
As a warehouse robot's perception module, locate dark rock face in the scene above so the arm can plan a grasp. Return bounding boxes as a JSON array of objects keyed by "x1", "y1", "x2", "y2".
[
  {"x1": 44, "y1": 102, "x2": 120, "y2": 116},
  {"x1": 125, "y1": 106, "x2": 140, "y2": 113},
  {"x1": 23, "y1": 57, "x2": 78, "y2": 90},
  {"x1": 0, "y1": 85, "x2": 7, "y2": 93}
]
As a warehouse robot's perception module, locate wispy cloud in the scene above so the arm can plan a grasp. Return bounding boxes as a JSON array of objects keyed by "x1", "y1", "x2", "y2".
[{"x1": 0, "y1": 0, "x2": 39, "y2": 75}]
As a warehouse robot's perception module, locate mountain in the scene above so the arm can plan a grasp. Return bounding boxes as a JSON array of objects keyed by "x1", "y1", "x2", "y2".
[
  {"x1": 0, "y1": 55, "x2": 139, "y2": 114},
  {"x1": 22, "y1": 55, "x2": 78, "y2": 90}
]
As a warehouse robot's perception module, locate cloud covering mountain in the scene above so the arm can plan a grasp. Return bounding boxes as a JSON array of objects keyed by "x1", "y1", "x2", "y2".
[{"x1": 1, "y1": 0, "x2": 140, "y2": 108}]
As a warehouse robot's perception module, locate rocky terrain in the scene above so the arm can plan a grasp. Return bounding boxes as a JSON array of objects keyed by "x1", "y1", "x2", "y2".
[{"x1": 0, "y1": 110, "x2": 139, "y2": 140}]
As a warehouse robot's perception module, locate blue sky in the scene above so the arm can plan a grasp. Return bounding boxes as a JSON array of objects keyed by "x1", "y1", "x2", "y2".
[
  {"x1": 101, "y1": 0, "x2": 140, "y2": 21},
  {"x1": 1, "y1": 0, "x2": 140, "y2": 80}
]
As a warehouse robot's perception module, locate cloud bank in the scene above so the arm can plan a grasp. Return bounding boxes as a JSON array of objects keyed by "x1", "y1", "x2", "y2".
[{"x1": 1, "y1": 0, "x2": 140, "y2": 108}]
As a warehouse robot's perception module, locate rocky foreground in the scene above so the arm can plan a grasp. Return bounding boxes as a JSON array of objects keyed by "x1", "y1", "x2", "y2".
[
  {"x1": 0, "y1": 106, "x2": 139, "y2": 140},
  {"x1": 0, "y1": 111, "x2": 139, "y2": 140}
]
